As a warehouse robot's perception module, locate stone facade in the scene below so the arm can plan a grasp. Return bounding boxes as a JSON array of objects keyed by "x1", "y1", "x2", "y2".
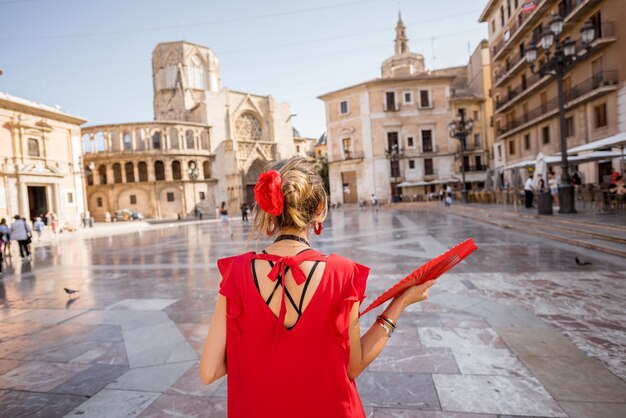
[
  {"x1": 318, "y1": 16, "x2": 493, "y2": 204},
  {"x1": 480, "y1": 0, "x2": 626, "y2": 184},
  {"x1": 0, "y1": 92, "x2": 87, "y2": 225},
  {"x1": 83, "y1": 41, "x2": 297, "y2": 220}
]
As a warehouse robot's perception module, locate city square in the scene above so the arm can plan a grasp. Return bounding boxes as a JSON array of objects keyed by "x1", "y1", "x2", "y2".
[
  {"x1": 1, "y1": 206, "x2": 625, "y2": 417},
  {"x1": 2, "y1": 0, "x2": 626, "y2": 416}
]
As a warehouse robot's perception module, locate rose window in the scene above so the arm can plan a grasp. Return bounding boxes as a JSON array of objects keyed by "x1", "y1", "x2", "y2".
[{"x1": 236, "y1": 113, "x2": 262, "y2": 141}]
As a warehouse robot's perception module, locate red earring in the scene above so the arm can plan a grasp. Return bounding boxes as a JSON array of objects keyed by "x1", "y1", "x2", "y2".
[{"x1": 314, "y1": 222, "x2": 323, "y2": 235}]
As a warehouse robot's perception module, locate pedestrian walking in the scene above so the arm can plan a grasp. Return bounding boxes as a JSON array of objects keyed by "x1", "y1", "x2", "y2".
[
  {"x1": 0, "y1": 218, "x2": 10, "y2": 259},
  {"x1": 548, "y1": 173, "x2": 559, "y2": 207},
  {"x1": 199, "y1": 156, "x2": 435, "y2": 417},
  {"x1": 220, "y1": 201, "x2": 233, "y2": 239},
  {"x1": 370, "y1": 193, "x2": 378, "y2": 213},
  {"x1": 33, "y1": 217, "x2": 45, "y2": 242},
  {"x1": 240, "y1": 202, "x2": 249, "y2": 223},
  {"x1": 50, "y1": 215, "x2": 59, "y2": 237},
  {"x1": 524, "y1": 176, "x2": 534, "y2": 208},
  {"x1": 104, "y1": 211, "x2": 111, "y2": 223},
  {"x1": 10, "y1": 215, "x2": 31, "y2": 261}
]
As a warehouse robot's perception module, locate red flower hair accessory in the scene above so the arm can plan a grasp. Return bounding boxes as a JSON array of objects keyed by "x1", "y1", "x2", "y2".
[{"x1": 254, "y1": 170, "x2": 284, "y2": 217}]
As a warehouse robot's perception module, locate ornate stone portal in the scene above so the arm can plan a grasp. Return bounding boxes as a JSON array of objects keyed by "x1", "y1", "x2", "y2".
[{"x1": 83, "y1": 41, "x2": 297, "y2": 220}]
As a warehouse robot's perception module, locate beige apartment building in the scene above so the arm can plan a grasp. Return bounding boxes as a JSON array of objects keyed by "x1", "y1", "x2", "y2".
[
  {"x1": 0, "y1": 93, "x2": 87, "y2": 224},
  {"x1": 480, "y1": 0, "x2": 626, "y2": 184},
  {"x1": 319, "y1": 16, "x2": 492, "y2": 204},
  {"x1": 83, "y1": 41, "x2": 297, "y2": 220}
]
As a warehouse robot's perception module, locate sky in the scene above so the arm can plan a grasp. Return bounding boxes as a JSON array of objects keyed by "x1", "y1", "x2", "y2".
[{"x1": 0, "y1": 0, "x2": 489, "y2": 139}]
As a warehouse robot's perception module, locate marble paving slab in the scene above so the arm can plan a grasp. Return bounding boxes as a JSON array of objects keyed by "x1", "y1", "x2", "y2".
[
  {"x1": 65, "y1": 309, "x2": 170, "y2": 331},
  {"x1": 65, "y1": 389, "x2": 160, "y2": 418},
  {"x1": 166, "y1": 364, "x2": 226, "y2": 398},
  {"x1": 0, "y1": 361, "x2": 90, "y2": 392},
  {"x1": 357, "y1": 372, "x2": 440, "y2": 410},
  {"x1": 122, "y1": 321, "x2": 197, "y2": 368},
  {"x1": 50, "y1": 364, "x2": 129, "y2": 396},
  {"x1": 418, "y1": 327, "x2": 507, "y2": 352},
  {"x1": 432, "y1": 374, "x2": 567, "y2": 417},
  {"x1": 368, "y1": 346, "x2": 459, "y2": 374},
  {"x1": 0, "y1": 390, "x2": 86, "y2": 418},
  {"x1": 0, "y1": 309, "x2": 32, "y2": 321},
  {"x1": 372, "y1": 410, "x2": 495, "y2": 418},
  {"x1": 106, "y1": 360, "x2": 196, "y2": 392},
  {"x1": 137, "y1": 393, "x2": 227, "y2": 418},
  {"x1": 106, "y1": 298, "x2": 178, "y2": 311},
  {"x1": 2, "y1": 308, "x2": 87, "y2": 324},
  {"x1": 494, "y1": 327, "x2": 585, "y2": 358},
  {"x1": 175, "y1": 323, "x2": 210, "y2": 354},
  {"x1": 521, "y1": 354, "x2": 626, "y2": 402},
  {"x1": 559, "y1": 401, "x2": 626, "y2": 418},
  {"x1": 0, "y1": 359, "x2": 22, "y2": 375},
  {"x1": 0, "y1": 322, "x2": 49, "y2": 341},
  {"x1": 452, "y1": 348, "x2": 533, "y2": 378}
]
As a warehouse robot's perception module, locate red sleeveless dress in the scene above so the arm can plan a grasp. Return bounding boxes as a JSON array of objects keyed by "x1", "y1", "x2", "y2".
[{"x1": 217, "y1": 250, "x2": 369, "y2": 418}]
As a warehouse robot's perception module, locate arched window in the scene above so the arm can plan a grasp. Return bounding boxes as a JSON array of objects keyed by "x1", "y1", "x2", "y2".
[
  {"x1": 185, "y1": 130, "x2": 195, "y2": 150},
  {"x1": 136, "y1": 129, "x2": 145, "y2": 150},
  {"x1": 82, "y1": 133, "x2": 92, "y2": 153},
  {"x1": 113, "y1": 163, "x2": 123, "y2": 183},
  {"x1": 172, "y1": 160, "x2": 182, "y2": 180},
  {"x1": 154, "y1": 161, "x2": 165, "y2": 181},
  {"x1": 125, "y1": 162, "x2": 135, "y2": 182},
  {"x1": 110, "y1": 132, "x2": 120, "y2": 151},
  {"x1": 201, "y1": 130, "x2": 210, "y2": 150},
  {"x1": 98, "y1": 165, "x2": 107, "y2": 184},
  {"x1": 152, "y1": 132, "x2": 162, "y2": 149},
  {"x1": 188, "y1": 55, "x2": 206, "y2": 90},
  {"x1": 95, "y1": 131, "x2": 106, "y2": 152},
  {"x1": 235, "y1": 113, "x2": 262, "y2": 141},
  {"x1": 203, "y1": 161, "x2": 211, "y2": 179},
  {"x1": 169, "y1": 127, "x2": 179, "y2": 149},
  {"x1": 138, "y1": 162, "x2": 148, "y2": 182},
  {"x1": 123, "y1": 133, "x2": 132, "y2": 151},
  {"x1": 86, "y1": 166, "x2": 94, "y2": 185}
]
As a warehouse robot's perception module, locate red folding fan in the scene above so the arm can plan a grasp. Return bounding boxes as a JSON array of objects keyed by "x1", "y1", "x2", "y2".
[{"x1": 360, "y1": 238, "x2": 478, "y2": 316}]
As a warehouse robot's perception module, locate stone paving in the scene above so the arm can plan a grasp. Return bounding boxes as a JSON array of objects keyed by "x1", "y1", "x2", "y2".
[{"x1": 0, "y1": 207, "x2": 625, "y2": 417}]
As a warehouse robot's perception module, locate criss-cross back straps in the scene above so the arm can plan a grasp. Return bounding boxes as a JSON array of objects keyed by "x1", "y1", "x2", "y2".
[{"x1": 252, "y1": 250, "x2": 327, "y2": 324}]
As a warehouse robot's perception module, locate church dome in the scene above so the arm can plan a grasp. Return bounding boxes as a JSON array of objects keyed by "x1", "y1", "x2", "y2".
[
  {"x1": 317, "y1": 132, "x2": 327, "y2": 145},
  {"x1": 292, "y1": 127, "x2": 301, "y2": 138}
]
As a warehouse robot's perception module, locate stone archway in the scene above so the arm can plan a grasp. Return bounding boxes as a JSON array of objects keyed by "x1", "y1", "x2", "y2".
[{"x1": 244, "y1": 158, "x2": 268, "y2": 206}]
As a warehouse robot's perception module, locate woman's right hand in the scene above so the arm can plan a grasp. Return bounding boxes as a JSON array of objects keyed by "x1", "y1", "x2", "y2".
[{"x1": 395, "y1": 279, "x2": 437, "y2": 308}]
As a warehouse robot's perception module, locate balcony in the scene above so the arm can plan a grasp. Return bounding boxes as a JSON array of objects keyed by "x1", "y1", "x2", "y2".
[
  {"x1": 496, "y1": 70, "x2": 618, "y2": 139},
  {"x1": 560, "y1": 0, "x2": 603, "y2": 27},
  {"x1": 460, "y1": 164, "x2": 488, "y2": 173},
  {"x1": 492, "y1": 0, "x2": 550, "y2": 61},
  {"x1": 493, "y1": 52, "x2": 526, "y2": 87},
  {"x1": 495, "y1": 22, "x2": 615, "y2": 113},
  {"x1": 339, "y1": 150, "x2": 364, "y2": 161}
]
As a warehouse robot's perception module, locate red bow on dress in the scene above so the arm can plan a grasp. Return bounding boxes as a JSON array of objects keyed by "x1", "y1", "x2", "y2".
[{"x1": 253, "y1": 250, "x2": 327, "y2": 324}]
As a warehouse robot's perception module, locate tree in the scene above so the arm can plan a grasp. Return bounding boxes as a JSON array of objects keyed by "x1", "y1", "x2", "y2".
[{"x1": 314, "y1": 154, "x2": 330, "y2": 194}]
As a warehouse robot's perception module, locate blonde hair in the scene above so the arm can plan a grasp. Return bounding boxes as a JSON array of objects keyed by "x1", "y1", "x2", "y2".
[{"x1": 252, "y1": 157, "x2": 327, "y2": 239}]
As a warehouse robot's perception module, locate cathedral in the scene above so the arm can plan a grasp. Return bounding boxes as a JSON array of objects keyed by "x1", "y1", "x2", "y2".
[{"x1": 81, "y1": 41, "x2": 297, "y2": 220}]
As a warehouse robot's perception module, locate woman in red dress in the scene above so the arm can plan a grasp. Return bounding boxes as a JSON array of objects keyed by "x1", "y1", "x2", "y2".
[{"x1": 200, "y1": 157, "x2": 434, "y2": 417}]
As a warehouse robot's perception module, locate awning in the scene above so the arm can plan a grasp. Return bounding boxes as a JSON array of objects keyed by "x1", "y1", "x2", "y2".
[
  {"x1": 545, "y1": 150, "x2": 624, "y2": 165},
  {"x1": 501, "y1": 160, "x2": 536, "y2": 170},
  {"x1": 567, "y1": 132, "x2": 626, "y2": 154},
  {"x1": 398, "y1": 178, "x2": 460, "y2": 188}
]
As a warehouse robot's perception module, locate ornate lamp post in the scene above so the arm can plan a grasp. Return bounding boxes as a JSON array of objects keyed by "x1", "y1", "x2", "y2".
[
  {"x1": 385, "y1": 142, "x2": 404, "y2": 202},
  {"x1": 525, "y1": 15, "x2": 596, "y2": 213},
  {"x1": 187, "y1": 161, "x2": 199, "y2": 218},
  {"x1": 78, "y1": 156, "x2": 95, "y2": 227},
  {"x1": 448, "y1": 108, "x2": 473, "y2": 204}
]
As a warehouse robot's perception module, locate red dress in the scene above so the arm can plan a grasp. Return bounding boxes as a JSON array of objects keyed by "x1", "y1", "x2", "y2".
[{"x1": 217, "y1": 249, "x2": 369, "y2": 418}]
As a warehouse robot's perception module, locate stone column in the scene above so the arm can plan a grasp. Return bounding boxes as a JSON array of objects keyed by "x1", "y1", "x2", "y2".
[
  {"x1": 18, "y1": 180, "x2": 28, "y2": 219},
  {"x1": 106, "y1": 164, "x2": 114, "y2": 186},
  {"x1": 147, "y1": 160, "x2": 156, "y2": 182}
]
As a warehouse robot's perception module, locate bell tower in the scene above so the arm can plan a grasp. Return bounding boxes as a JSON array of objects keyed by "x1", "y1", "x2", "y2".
[
  {"x1": 152, "y1": 41, "x2": 222, "y2": 123},
  {"x1": 381, "y1": 13, "x2": 426, "y2": 78}
]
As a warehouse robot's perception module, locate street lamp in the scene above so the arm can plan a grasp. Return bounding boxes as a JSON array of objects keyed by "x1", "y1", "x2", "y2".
[
  {"x1": 187, "y1": 161, "x2": 199, "y2": 218},
  {"x1": 526, "y1": 15, "x2": 596, "y2": 213},
  {"x1": 385, "y1": 142, "x2": 404, "y2": 202},
  {"x1": 448, "y1": 108, "x2": 473, "y2": 204},
  {"x1": 78, "y1": 156, "x2": 95, "y2": 227}
]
